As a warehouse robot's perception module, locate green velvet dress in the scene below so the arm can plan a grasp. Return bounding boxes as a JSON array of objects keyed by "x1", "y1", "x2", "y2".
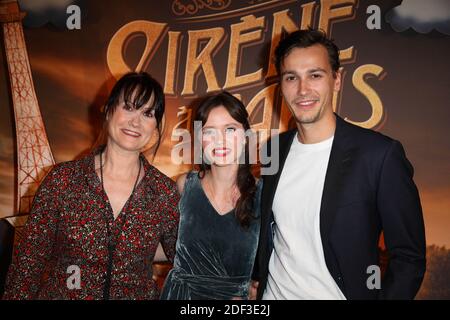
[{"x1": 160, "y1": 171, "x2": 261, "y2": 300}]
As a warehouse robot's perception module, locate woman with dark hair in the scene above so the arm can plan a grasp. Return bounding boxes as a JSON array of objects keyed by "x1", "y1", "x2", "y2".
[
  {"x1": 160, "y1": 91, "x2": 261, "y2": 300},
  {"x1": 3, "y1": 72, "x2": 179, "y2": 300}
]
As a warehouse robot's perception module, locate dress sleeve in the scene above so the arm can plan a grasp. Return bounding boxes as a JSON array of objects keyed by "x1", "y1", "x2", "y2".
[{"x1": 3, "y1": 165, "x2": 63, "y2": 300}]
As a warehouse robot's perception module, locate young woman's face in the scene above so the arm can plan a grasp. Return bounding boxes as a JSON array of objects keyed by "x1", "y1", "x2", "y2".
[
  {"x1": 201, "y1": 106, "x2": 246, "y2": 167},
  {"x1": 106, "y1": 92, "x2": 157, "y2": 153}
]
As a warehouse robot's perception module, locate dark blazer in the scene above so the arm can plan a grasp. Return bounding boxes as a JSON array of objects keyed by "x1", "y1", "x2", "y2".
[{"x1": 255, "y1": 114, "x2": 426, "y2": 300}]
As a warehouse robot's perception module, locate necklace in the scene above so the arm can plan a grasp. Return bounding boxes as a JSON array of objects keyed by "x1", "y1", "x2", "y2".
[
  {"x1": 99, "y1": 151, "x2": 142, "y2": 217},
  {"x1": 99, "y1": 150, "x2": 142, "y2": 300}
]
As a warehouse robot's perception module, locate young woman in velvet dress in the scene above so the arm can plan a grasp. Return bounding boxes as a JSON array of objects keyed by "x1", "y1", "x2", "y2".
[{"x1": 161, "y1": 91, "x2": 261, "y2": 300}]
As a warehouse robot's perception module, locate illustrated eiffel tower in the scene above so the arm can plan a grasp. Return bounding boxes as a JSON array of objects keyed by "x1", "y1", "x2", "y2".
[{"x1": 0, "y1": 0, "x2": 55, "y2": 228}]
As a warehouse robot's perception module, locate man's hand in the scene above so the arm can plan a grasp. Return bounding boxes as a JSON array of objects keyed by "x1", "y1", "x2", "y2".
[{"x1": 248, "y1": 280, "x2": 259, "y2": 300}]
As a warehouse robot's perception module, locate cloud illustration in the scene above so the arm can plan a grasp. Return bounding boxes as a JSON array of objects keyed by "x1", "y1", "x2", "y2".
[
  {"x1": 18, "y1": 0, "x2": 83, "y2": 28},
  {"x1": 385, "y1": 0, "x2": 450, "y2": 35}
]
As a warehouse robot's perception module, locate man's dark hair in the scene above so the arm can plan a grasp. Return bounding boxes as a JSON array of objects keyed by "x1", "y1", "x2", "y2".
[{"x1": 274, "y1": 28, "x2": 341, "y2": 77}]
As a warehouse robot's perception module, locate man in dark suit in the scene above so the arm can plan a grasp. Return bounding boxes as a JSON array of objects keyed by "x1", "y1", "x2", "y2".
[{"x1": 251, "y1": 29, "x2": 426, "y2": 300}]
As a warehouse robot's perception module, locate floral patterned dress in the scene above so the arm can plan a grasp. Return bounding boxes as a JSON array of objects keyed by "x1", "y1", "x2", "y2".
[{"x1": 3, "y1": 148, "x2": 180, "y2": 300}]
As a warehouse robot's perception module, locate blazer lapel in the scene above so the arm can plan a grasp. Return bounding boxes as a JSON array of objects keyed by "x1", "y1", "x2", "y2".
[
  {"x1": 261, "y1": 129, "x2": 297, "y2": 218},
  {"x1": 320, "y1": 115, "x2": 356, "y2": 251}
]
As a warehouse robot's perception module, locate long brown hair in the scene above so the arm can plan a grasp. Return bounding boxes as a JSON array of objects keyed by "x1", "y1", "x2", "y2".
[{"x1": 194, "y1": 91, "x2": 256, "y2": 229}]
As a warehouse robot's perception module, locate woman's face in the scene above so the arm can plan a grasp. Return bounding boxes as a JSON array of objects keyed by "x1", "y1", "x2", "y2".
[
  {"x1": 106, "y1": 93, "x2": 157, "y2": 153},
  {"x1": 201, "y1": 106, "x2": 246, "y2": 167}
]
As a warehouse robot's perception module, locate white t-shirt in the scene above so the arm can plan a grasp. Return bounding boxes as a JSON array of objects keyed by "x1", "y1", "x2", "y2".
[{"x1": 263, "y1": 134, "x2": 346, "y2": 300}]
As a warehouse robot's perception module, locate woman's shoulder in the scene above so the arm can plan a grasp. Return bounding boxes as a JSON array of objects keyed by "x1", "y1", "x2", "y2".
[
  {"x1": 176, "y1": 170, "x2": 198, "y2": 194},
  {"x1": 176, "y1": 173, "x2": 188, "y2": 194},
  {"x1": 144, "y1": 163, "x2": 178, "y2": 191},
  {"x1": 35, "y1": 157, "x2": 88, "y2": 192},
  {"x1": 47, "y1": 158, "x2": 85, "y2": 178}
]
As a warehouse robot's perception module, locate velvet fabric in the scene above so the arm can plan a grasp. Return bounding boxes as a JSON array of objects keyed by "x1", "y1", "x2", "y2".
[{"x1": 161, "y1": 171, "x2": 261, "y2": 300}]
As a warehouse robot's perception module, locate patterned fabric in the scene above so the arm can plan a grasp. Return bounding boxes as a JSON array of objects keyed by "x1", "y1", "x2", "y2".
[
  {"x1": 3, "y1": 147, "x2": 180, "y2": 300},
  {"x1": 160, "y1": 171, "x2": 261, "y2": 300}
]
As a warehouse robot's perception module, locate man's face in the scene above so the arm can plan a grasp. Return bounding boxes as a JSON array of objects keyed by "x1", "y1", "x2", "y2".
[{"x1": 280, "y1": 44, "x2": 341, "y2": 125}]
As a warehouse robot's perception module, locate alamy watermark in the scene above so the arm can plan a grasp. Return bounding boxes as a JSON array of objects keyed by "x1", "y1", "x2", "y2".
[
  {"x1": 171, "y1": 123, "x2": 280, "y2": 175},
  {"x1": 66, "y1": 265, "x2": 81, "y2": 290},
  {"x1": 66, "y1": 5, "x2": 81, "y2": 30},
  {"x1": 366, "y1": 265, "x2": 381, "y2": 290}
]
